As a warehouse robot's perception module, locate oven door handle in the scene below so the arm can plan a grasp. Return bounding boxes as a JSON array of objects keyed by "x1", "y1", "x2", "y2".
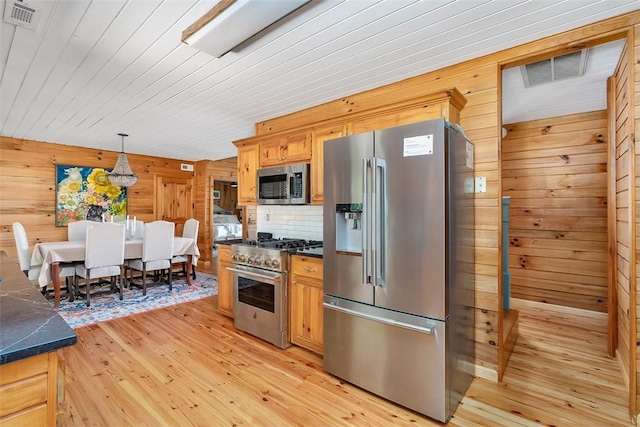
[{"x1": 226, "y1": 267, "x2": 283, "y2": 284}]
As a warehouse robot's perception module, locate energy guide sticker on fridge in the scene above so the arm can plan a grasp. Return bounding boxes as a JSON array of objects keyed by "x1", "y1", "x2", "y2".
[{"x1": 403, "y1": 134, "x2": 433, "y2": 157}]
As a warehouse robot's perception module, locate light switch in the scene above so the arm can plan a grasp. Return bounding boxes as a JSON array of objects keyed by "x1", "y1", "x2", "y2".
[{"x1": 475, "y1": 177, "x2": 486, "y2": 193}]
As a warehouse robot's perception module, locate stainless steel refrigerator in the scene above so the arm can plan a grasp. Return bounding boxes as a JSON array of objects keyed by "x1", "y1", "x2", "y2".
[{"x1": 323, "y1": 118, "x2": 475, "y2": 423}]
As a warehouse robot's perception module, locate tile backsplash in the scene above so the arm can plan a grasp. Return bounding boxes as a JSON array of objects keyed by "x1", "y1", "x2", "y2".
[{"x1": 256, "y1": 205, "x2": 323, "y2": 241}]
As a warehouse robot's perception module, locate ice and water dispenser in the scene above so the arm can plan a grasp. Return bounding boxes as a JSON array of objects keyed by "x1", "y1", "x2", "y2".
[{"x1": 335, "y1": 203, "x2": 362, "y2": 254}]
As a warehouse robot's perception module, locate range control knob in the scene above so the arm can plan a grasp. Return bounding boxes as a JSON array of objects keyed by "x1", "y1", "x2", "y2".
[
  {"x1": 248, "y1": 256, "x2": 257, "y2": 265},
  {"x1": 264, "y1": 259, "x2": 272, "y2": 268},
  {"x1": 232, "y1": 254, "x2": 238, "y2": 262},
  {"x1": 271, "y1": 259, "x2": 280, "y2": 269},
  {"x1": 239, "y1": 255, "x2": 246, "y2": 263},
  {"x1": 253, "y1": 256, "x2": 264, "y2": 267}
]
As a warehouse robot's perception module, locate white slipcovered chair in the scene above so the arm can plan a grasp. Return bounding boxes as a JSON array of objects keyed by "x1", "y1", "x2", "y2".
[
  {"x1": 12, "y1": 222, "x2": 75, "y2": 294},
  {"x1": 172, "y1": 218, "x2": 199, "y2": 280},
  {"x1": 74, "y1": 222, "x2": 126, "y2": 307},
  {"x1": 67, "y1": 220, "x2": 95, "y2": 241},
  {"x1": 128, "y1": 221, "x2": 175, "y2": 296}
]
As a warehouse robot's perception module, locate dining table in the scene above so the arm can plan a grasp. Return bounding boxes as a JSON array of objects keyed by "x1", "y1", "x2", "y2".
[{"x1": 30, "y1": 237, "x2": 200, "y2": 308}]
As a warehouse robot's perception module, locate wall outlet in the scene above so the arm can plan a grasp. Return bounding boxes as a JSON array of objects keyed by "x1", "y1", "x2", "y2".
[
  {"x1": 475, "y1": 176, "x2": 487, "y2": 193},
  {"x1": 180, "y1": 163, "x2": 194, "y2": 171},
  {"x1": 464, "y1": 177, "x2": 474, "y2": 194}
]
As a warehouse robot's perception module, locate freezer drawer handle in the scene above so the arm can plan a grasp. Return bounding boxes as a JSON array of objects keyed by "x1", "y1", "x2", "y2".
[{"x1": 323, "y1": 302, "x2": 435, "y2": 335}]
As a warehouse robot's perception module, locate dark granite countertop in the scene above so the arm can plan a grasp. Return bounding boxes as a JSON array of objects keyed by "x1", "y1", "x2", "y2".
[
  {"x1": 0, "y1": 251, "x2": 77, "y2": 365},
  {"x1": 291, "y1": 247, "x2": 323, "y2": 259},
  {"x1": 215, "y1": 239, "x2": 243, "y2": 246}
]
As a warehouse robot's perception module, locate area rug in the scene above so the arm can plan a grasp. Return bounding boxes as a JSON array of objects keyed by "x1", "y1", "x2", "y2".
[{"x1": 54, "y1": 272, "x2": 218, "y2": 329}]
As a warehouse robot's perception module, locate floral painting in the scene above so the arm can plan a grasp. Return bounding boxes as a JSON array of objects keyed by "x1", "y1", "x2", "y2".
[{"x1": 55, "y1": 165, "x2": 127, "y2": 226}]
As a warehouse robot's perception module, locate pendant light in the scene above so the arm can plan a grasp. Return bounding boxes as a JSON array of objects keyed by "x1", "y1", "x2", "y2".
[{"x1": 108, "y1": 133, "x2": 138, "y2": 187}]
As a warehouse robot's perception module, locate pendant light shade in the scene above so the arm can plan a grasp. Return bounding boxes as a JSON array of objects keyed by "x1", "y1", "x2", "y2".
[{"x1": 108, "y1": 133, "x2": 138, "y2": 187}]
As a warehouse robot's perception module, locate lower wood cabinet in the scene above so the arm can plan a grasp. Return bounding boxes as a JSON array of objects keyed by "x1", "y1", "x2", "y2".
[
  {"x1": 217, "y1": 245, "x2": 234, "y2": 318},
  {"x1": 0, "y1": 352, "x2": 58, "y2": 426},
  {"x1": 289, "y1": 255, "x2": 323, "y2": 354}
]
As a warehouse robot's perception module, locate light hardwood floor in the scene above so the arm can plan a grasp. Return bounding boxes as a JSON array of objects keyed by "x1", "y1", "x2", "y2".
[{"x1": 58, "y1": 295, "x2": 633, "y2": 426}]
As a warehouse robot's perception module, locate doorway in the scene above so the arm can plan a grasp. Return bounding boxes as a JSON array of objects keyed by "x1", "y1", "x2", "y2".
[{"x1": 500, "y1": 34, "x2": 633, "y2": 412}]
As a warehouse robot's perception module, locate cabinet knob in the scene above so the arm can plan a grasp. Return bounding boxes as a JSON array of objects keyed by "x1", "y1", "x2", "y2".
[{"x1": 304, "y1": 266, "x2": 317, "y2": 272}]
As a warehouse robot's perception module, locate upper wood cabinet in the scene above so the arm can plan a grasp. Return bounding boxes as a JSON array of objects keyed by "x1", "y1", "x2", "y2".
[
  {"x1": 310, "y1": 123, "x2": 351, "y2": 205},
  {"x1": 235, "y1": 88, "x2": 466, "y2": 208},
  {"x1": 236, "y1": 144, "x2": 259, "y2": 205},
  {"x1": 260, "y1": 132, "x2": 312, "y2": 167}
]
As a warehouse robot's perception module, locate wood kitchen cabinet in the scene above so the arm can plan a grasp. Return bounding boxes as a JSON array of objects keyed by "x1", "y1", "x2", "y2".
[
  {"x1": 0, "y1": 352, "x2": 58, "y2": 426},
  {"x1": 236, "y1": 143, "x2": 259, "y2": 205},
  {"x1": 289, "y1": 255, "x2": 323, "y2": 354},
  {"x1": 260, "y1": 132, "x2": 312, "y2": 167},
  {"x1": 310, "y1": 122, "x2": 351, "y2": 205},
  {"x1": 217, "y1": 245, "x2": 234, "y2": 318}
]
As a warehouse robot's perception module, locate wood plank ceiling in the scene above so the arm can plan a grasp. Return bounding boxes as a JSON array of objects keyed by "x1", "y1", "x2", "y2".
[{"x1": 1, "y1": 0, "x2": 638, "y2": 162}]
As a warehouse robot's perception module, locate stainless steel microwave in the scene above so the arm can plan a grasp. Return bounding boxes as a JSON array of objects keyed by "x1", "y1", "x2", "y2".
[{"x1": 257, "y1": 163, "x2": 310, "y2": 205}]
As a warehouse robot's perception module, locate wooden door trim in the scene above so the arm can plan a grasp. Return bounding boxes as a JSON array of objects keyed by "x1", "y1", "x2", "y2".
[{"x1": 607, "y1": 75, "x2": 618, "y2": 358}]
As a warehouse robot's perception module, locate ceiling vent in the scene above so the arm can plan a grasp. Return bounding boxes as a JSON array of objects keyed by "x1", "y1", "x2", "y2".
[
  {"x1": 3, "y1": 0, "x2": 41, "y2": 31},
  {"x1": 520, "y1": 49, "x2": 588, "y2": 87}
]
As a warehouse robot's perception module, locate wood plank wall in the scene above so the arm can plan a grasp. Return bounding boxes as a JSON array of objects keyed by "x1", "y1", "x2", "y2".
[
  {"x1": 502, "y1": 112, "x2": 608, "y2": 312},
  {"x1": 0, "y1": 136, "x2": 195, "y2": 261}
]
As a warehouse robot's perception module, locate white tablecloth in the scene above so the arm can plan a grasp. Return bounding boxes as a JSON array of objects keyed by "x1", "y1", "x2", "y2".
[{"x1": 31, "y1": 237, "x2": 200, "y2": 287}]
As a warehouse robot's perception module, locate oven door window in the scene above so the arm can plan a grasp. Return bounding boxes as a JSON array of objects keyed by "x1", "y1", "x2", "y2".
[{"x1": 237, "y1": 275, "x2": 275, "y2": 313}]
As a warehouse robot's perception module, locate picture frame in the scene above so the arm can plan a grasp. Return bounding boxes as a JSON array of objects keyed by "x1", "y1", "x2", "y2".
[
  {"x1": 55, "y1": 164, "x2": 127, "y2": 226},
  {"x1": 213, "y1": 189, "x2": 221, "y2": 200}
]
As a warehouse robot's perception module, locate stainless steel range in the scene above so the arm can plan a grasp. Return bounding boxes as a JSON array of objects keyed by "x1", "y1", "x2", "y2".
[{"x1": 228, "y1": 237, "x2": 322, "y2": 349}]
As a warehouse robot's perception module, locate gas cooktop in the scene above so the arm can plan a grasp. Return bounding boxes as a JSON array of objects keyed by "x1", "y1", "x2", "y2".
[{"x1": 241, "y1": 238, "x2": 323, "y2": 251}]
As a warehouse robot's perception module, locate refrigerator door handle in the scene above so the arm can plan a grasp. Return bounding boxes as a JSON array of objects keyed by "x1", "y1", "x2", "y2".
[
  {"x1": 362, "y1": 158, "x2": 371, "y2": 285},
  {"x1": 373, "y1": 157, "x2": 386, "y2": 288},
  {"x1": 323, "y1": 301, "x2": 436, "y2": 335}
]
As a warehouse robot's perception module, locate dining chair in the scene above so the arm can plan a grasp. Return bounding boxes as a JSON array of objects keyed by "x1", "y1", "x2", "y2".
[
  {"x1": 12, "y1": 222, "x2": 75, "y2": 292},
  {"x1": 74, "y1": 223, "x2": 126, "y2": 307},
  {"x1": 171, "y1": 218, "x2": 199, "y2": 280},
  {"x1": 67, "y1": 220, "x2": 95, "y2": 241},
  {"x1": 128, "y1": 220, "x2": 175, "y2": 296}
]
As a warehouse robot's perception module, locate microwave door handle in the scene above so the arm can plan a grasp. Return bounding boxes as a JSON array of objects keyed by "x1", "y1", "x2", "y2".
[{"x1": 289, "y1": 175, "x2": 294, "y2": 198}]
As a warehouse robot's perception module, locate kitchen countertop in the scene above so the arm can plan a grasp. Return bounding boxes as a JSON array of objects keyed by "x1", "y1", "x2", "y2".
[
  {"x1": 0, "y1": 251, "x2": 77, "y2": 365},
  {"x1": 215, "y1": 239, "x2": 243, "y2": 246},
  {"x1": 291, "y1": 247, "x2": 323, "y2": 258}
]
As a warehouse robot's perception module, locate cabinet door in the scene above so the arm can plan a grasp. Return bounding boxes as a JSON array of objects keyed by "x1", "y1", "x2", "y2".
[
  {"x1": 311, "y1": 123, "x2": 350, "y2": 205},
  {"x1": 282, "y1": 132, "x2": 312, "y2": 164},
  {"x1": 260, "y1": 137, "x2": 285, "y2": 167},
  {"x1": 290, "y1": 255, "x2": 323, "y2": 354},
  {"x1": 290, "y1": 275, "x2": 323, "y2": 354},
  {"x1": 217, "y1": 246, "x2": 234, "y2": 318},
  {"x1": 237, "y1": 144, "x2": 259, "y2": 205}
]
